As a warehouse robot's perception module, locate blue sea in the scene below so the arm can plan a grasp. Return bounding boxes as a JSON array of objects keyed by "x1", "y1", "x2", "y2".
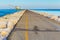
[
  {"x1": 30, "y1": 9, "x2": 60, "y2": 16},
  {"x1": 0, "y1": 9, "x2": 60, "y2": 17},
  {"x1": 0, "y1": 9, "x2": 23, "y2": 17}
]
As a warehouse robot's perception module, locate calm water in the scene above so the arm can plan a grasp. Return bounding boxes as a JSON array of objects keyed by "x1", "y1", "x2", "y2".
[
  {"x1": 0, "y1": 9, "x2": 60, "y2": 17},
  {"x1": 30, "y1": 9, "x2": 60, "y2": 16},
  {"x1": 0, "y1": 9, "x2": 24, "y2": 17}
]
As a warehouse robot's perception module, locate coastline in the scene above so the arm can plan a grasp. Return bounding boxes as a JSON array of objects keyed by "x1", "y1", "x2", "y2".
[
  {"x1": 8, "y1": 10, "x2": 60, "y2": 40},
  {"x1": 0, "y1": 10, "x2": 25, "y2": 40},
  {"x1": 0, "y1": 10, "x2": 60, "y2": 40}
]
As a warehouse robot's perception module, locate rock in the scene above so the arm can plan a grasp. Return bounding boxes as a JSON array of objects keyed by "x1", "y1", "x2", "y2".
[
  {"x1": 0, "y1": 10, "x2": 25, "y2": 40},
  {"x1": 50, "y1": 15, "x2": 58, "y2": 20},
  {"x1": 1, "y1": 31, "x2": 8, "y2": 37},
  {"x1": 7, "y1": 21, "x2": 14, "y2": 30},
  {"x1": 57, "y1": 18, "x2": 60, "y2": 22},
  {"x1": 0, "y1": 19, "x2": 7, "y2": 29}
]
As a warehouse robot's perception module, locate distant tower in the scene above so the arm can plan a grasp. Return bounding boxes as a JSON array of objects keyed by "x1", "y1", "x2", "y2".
[
  {"x1": 15, "y1": 6, "x2": 20, "y2": 10},
  {"x1": 8, "y1": 4, "x2": 21, "y2": 10}
]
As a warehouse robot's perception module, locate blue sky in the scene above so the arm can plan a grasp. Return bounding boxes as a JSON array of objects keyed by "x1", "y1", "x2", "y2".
[{"x1": 0, "y1": 0, "x2": 60, "y2": 9}]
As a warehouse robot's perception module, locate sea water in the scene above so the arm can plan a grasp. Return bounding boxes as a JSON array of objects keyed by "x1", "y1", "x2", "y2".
[
  {"x1": 0, "y1": 9, "x2": 24, "y2": 17},
  {"x1": 0, "y1": 9, "x2": 60, "y2": 17},
  {"x1": 30, "y1": 9, "x2": 60, "y2": 16},
  {"x1": 0, "y1": 9, "x2": 24, "y2": 40}
]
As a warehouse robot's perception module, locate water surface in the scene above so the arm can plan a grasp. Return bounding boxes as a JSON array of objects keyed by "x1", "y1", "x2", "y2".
[
  {"x1": 0, "y1": 9, "x2": 24, "y2": 17},
  {"x1": 30, "y1": 9, "x2": 60, "y2": 16}
]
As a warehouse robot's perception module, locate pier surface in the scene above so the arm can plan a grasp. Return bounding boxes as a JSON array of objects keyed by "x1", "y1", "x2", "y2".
[{"x1": 8, "y1": 10, "x2": 60, "y2": 40}]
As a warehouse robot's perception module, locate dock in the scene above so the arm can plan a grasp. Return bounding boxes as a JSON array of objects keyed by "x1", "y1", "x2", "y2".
[{"x1": 8, "y1": 10, "x2": 60, "y2": 40}]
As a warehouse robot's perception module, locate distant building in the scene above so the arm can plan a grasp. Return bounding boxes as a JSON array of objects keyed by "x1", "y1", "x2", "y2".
[{"x1": 15, "y1": 6, "x2": 20, "y2": 10}]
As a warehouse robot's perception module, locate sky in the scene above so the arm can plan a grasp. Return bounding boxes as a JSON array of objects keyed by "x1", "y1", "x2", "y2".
[{"x1": 0, "y1": 0, "x2": 60, "y2": 9}]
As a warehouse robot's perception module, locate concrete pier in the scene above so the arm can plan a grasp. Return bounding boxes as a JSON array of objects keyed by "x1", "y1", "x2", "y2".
[{"x1": 8, "y1": 10, "x2": 60, "y2": 40}]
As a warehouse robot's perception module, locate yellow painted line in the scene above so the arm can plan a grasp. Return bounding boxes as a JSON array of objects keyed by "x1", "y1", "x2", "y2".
[{"x1": 25, "y1": 14, "x2": 29, "y2": 40}]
